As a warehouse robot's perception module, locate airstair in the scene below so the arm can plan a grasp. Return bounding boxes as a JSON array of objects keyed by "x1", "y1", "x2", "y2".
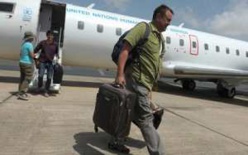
[{"x1": 29, "y1": 47, "x2": 63, "y2": 93}]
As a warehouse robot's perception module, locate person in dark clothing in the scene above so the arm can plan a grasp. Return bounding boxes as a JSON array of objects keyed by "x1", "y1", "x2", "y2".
[{"x1": 34, "y1": 30, "x2": 59, "y2": 97}]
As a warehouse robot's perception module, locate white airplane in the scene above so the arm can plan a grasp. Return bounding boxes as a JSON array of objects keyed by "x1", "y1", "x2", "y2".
[{"x1": 1, "y1": 0, "x2": 248, "y2": 98}]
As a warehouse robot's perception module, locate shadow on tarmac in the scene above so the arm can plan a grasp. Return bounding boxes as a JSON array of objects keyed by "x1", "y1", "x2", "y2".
[
  {"x1": 1, "y1": 76, "x2": 248, "y2": 107},
  {"x1": 73, "y1": 132, "x2": 145, "y2": 155},
  {"x1": 0, "y1": 76, "x2": 19, "y2": 83},
  {"x1": 0, "y1": 76, "x2": 103, "y2": 88}
]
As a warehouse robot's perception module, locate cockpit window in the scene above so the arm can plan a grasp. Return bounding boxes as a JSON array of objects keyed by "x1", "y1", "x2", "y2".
[{"x1": 0, "y1": 2, "x2": 15, "y2": 13}]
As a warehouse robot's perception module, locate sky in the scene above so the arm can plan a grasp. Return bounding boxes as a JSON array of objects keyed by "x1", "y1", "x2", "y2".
[{"x1": 56, "y1": 0, "x2": 248, "y2": 41}]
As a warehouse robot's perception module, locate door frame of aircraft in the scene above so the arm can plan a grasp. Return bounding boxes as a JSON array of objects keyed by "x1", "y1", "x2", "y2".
[{"x1": 37, "y1": 1, "x2": 66, "y2": 47}]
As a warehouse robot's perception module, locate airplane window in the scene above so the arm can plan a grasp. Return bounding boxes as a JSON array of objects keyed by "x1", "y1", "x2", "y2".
[
  {"x1": 116, "y1": 28, "x2": 122, "y2": 36},
  {"x1": 77, "y1": 21, "x2": 84, "y2": 30},
  {"x1": 226, "y1": 48, "x2": 230, "y2": 54},
  {"x1": 166, "y1": 37, "x2": 171, "y2": 44},
  {"x1": 0, "y1": 2, "x2": 15, "y2": 13},
  {"x1": 192, "y1": 42, "x2": 196, "y2": 48},
  {"x1": 246, "y1": 51, "x2": 248, "y2": 57},
  {"x1": 204, "y1": 44, "x2": 209, "y2": 50},
  {"x1": 236, "y1": 50, "x2": 240, "y2": 56},
  {"x1": 216, "y1": 46, "x2": 220, "y2": 52},
  {"x1": 179, "y1": 39, "x2": 184, "y2": 46},
  {"x1": 97, "y1": 24, "x2": 104, "y2": 33}
]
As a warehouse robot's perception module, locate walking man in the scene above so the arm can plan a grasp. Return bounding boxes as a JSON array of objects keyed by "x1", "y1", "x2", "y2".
[{"x1": 115, "y1": 4, "x2": 174, "y2": 154}]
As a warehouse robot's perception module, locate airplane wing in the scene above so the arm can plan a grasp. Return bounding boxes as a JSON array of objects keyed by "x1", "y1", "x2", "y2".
[{"x1": 163, "y1": 63, "x2": 248, "y2": 79}]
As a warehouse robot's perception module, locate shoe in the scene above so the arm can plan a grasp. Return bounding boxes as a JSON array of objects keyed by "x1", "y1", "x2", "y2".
[
  {"x1": 17, "y1": 93, "x2": 29, "y2": 101},
  {"x1": 44, "y1": 91, "x2": 49, "y2": 97},
  {"x1": 153, "y1": 107, "x2": 164, "y2": 129},
  {"x1": 108, "y1": 142, "x2": 130, "y2": 154}
]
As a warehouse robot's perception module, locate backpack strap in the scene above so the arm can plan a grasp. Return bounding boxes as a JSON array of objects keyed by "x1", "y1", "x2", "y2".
[
  {"x1": 160, "y1": 35, "x2": 165, "y2": 58},
  {"x1": 136, "y1": 22, "x2": 150, "y2": 46},
  {"x1": 134, "y1": 22, "x2": 150, "y2": 58},
  {"x1": 134, "y1": 22, "x2": 150, "y2": 81},
  {"x1": 124, "y1": 22, "x2": 150, "y2": 72}
]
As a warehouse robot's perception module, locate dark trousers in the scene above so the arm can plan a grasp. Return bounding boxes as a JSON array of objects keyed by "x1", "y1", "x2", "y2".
[
  {"x1": 38, "y1": 62, "x2": 53, "y2": 91},
  {"x1": 19, "y1": 62, "x2": 34, "y2": 94}
]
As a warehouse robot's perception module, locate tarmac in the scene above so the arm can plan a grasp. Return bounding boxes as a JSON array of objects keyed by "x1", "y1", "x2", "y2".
[{"x1": 1, "y1": 66, "x2": 248, "y2": 155}]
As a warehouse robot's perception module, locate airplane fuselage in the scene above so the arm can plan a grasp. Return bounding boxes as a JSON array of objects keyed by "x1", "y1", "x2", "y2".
[{"x1": 1, "y1": 0, "x2": 248, "y2": 98}]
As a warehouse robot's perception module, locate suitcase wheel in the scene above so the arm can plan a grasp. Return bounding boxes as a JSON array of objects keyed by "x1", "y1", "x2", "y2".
[{"x1": 108, "y1": 142, "x2": 130, "y2": 154}]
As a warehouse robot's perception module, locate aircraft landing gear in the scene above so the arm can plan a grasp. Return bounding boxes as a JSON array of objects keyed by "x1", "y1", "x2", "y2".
[
  {"x1": 181, "y1": 79, "x2": 196, "y2": 91},
  {"x1": 216, "y1": 83, "x2": 236, "y2": 98}
]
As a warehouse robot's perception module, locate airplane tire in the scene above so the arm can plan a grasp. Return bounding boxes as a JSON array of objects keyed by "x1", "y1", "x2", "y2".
[
  {"x1": 227, "y1": 87, "x2": 236, "y2": 98},
  {"x1": 217, "y1": 84, "x2": 235, "y2": 98},
  {"x1": 217, "y1": 84, "x2": 225, "y2": 97},
  {"x1": 182, "y1": 80, "x2": 196, "y2": 91}
]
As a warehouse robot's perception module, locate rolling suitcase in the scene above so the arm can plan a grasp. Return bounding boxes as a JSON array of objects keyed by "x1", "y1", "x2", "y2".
[
  {"x1": 93, "y1": 83, "x2": 136, "y2": 138},
  {"x1": 53, "y1": 63, "x2": 63, "y2": 84}
]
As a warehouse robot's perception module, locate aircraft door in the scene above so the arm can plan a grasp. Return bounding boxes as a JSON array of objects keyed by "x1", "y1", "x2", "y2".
[
  {"x1": 189, "y1": 35, "x2": 199, "y2": 56},
  {"x1": 37, "y1": 4, "x2": 52, "y2": 42},
  {"x1": 37, "y1": 2, "x2": 65, "y2": 47}
]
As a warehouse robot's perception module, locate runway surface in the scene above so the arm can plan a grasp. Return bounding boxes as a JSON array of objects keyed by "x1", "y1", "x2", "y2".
[{"x1": 0, "y1": 60, "x2": 248, "y2": 155}]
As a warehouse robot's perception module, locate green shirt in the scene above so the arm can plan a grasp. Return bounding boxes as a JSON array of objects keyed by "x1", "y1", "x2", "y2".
[{"x1": 124, "y1": 22, "x2": 164, "y2": 90}]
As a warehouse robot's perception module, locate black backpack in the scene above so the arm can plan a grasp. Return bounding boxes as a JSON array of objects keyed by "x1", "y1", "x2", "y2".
[{"x1": 111, "y1": 22, "x2": 151, "y2": 66}]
